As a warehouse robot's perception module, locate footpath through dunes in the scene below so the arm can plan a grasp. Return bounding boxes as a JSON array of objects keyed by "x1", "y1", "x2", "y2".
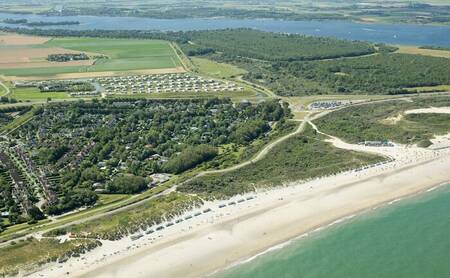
[
  {"x1": 37, "y1": 133, "x2": 450, "y2": 278},
  {"x1": 194, "y1": 115, "x2": 310, "y2": 178},
  {"x1": 404, "y1": 106, "x2": 450, "y2": 115},
  {"x1": 307, "y1": 120, "x2": 442, "y2": 164}
]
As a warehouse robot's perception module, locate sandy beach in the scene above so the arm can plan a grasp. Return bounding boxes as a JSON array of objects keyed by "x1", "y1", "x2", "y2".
[{"x1": 25, "y1": 131, "x2": 450, "y2": 278}]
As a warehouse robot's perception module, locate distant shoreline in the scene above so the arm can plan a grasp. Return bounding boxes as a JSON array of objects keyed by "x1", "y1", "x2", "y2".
[{"x1": 211, "y1": 180, "x2": 450, "y2": 278}]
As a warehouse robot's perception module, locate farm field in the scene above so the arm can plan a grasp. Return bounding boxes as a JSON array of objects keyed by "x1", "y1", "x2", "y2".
[
  {"x1": 396, "y1": 45, "x2": 450, "y2": 59},
  {"x1": 0, "y1": 34, "x2": 183, "y2": 78}
]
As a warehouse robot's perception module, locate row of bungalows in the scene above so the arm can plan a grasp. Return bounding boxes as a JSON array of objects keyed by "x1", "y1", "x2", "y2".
[{"x1": 95, "y1": 73, "x2": 243, "y2": 95}]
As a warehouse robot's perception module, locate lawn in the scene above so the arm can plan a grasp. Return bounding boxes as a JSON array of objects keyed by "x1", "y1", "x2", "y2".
[
  {"x1": 10, "y1": 88, "x2": 70, "y2": 101},
  {"x1": 191, "y1": 57, "x2": 247, "y2": 79}
]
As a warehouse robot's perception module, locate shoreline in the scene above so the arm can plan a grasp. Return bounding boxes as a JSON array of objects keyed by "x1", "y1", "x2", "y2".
[
  {"x1": 26, "y1": 143, "x2": 450, "y2": 278},
  {"x1": 211, "y1": 179, "x2": 450, "y2": 277}
]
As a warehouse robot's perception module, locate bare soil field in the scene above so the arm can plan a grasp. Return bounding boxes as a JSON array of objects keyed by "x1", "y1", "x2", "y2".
[
  {"x1": 0, "y1": 60, "x2": 94, "y2": 69},
  {"x1": 0, "y1": 47, "x2": 87, "y2": 63},
  {"x1": 6, "y1": 67, "x2": 186, "y2": 81},
  {"x1": 0, "y1": 34, "x2": 50, "y2": 45},
  {"x1": 397, "y1": 46, "x2": 450, "y2": 58}
]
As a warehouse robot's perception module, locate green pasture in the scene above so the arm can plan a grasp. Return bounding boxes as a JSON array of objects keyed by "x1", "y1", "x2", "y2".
[{"x1": 0, "y1": 37, "x2": 181, "y2": 77}]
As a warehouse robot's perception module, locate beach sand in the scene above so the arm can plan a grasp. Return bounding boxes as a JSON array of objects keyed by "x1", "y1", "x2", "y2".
[{"x1": 27, "y1": 140, "x2": 450, "y2": 278}]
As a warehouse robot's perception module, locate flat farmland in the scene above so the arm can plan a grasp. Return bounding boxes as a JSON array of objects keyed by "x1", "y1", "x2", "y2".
[
  {"x1": 0, "y1": 34, "x2": 50, "y2": 45},
  {"x1": 0, "y1": 35, "x2": 183, "y2": 78},
  {"x1": 0, "y1": 47, "x2": 94, "y2": 69},
  {"x1": 46, "y1": 38, "x2": 183, "y2": 71}
]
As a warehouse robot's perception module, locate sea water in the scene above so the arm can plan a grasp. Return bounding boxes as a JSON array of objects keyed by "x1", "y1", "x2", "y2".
[{"x1": 216, "y1": 183, "x2": 450, "y2": 278}]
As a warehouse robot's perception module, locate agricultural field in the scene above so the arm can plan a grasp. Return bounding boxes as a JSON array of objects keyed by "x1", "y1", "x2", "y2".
[
  {"x1": 0, "y1": 34, "x2": 183, "y2": 78},
  {"x1": 396, "y1": 45, "x2": 450, "y2": 59}
]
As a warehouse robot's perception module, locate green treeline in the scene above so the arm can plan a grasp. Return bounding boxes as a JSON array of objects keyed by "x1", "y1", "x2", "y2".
[
  {"x1": 107, "y1": 175, "x2": 148, "y2": 194},
  {"x1": 266, "y1": 53, "x2": 450, "y2": 95},
  {"x1": 164, "y1": 145, "x2": 218, "y2": 174}
]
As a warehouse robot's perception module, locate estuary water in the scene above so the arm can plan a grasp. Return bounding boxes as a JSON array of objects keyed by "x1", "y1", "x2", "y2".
[
  {"x1": 216, "y1": 183, "x2": 450, "y2": 278},
  {"x1": 1, "y1": 12, "x2": 450, "y2": 46}
]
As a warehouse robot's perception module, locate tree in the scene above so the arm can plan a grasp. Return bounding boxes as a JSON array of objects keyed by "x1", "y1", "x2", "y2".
[
  {"x1": 28, "y1": 205, "x2": 45, "y2": 221},
  {"x1": 107, "y1": 175, "x2": 148, "y2": 194},
  {"x1": 164, "y1": 145, "x2": 218, "y2": 174},
  {"x1": 233, "y1": 119, "x2": 270, "y2": 144}
]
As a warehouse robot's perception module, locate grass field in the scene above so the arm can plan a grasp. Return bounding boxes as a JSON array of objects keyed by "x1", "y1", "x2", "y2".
[
  {"x1": 0, "y1": 37, "x2": 182, "y2": 77},
  {"x1": 9, "y1": 88, "x2": 70, "y2": 101},
  {"x1": 191, "y1": 57, "x2": 247, "y2": 79}
]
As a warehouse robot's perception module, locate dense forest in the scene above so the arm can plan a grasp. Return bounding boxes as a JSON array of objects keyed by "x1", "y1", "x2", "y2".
[
  {"x1": 182, "y1": 29, "x2": 376, "y2": 61},
  {"x1": 293, "y1": 53, "x2": 450, "y2": 94}
]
